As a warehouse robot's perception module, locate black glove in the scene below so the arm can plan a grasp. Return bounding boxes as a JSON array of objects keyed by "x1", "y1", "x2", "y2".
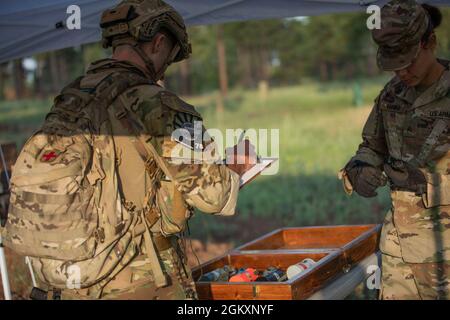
[
  {"x1": 383, "y1": 161, "x2": 427, "y2": 194},
  {"x1": 345, "y1": 160, "x2": 387, "y2": 198}
]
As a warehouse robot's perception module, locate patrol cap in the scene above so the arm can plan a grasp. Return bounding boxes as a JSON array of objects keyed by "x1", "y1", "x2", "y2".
[{"x1": 372, "y1": 0, "x2": 430, "y2": 71}]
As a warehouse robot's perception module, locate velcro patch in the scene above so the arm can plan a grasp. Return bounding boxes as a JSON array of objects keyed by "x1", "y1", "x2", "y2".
[{"x1": 40, "y1": 150, "x2": 61, "y2": 162}]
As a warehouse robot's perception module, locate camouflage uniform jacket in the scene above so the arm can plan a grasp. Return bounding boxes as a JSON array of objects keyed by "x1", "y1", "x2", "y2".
[
  {"x1": 90, "y1": 58, "x2": 241, "y2": 230},
  {"x1": 76, "y1": 59, "x2": 243, "y2": 296},
  {"x1": 83, "y1": 58, "x2": 240, "y2": 291},
  {"x1": 350, "y1": 59, "x2": 450, "y2": 263},
  {"x1": 0, "y1": 57, "x2": 240, "y2": 297}
]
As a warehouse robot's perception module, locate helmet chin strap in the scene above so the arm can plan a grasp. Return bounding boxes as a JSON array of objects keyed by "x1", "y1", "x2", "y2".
[
  {"x1": 132, "y1": 41, "x2": 181, "y2": 84},
  {"x1": 132, "y1": 44, "x2": 159, "y2": 83}
]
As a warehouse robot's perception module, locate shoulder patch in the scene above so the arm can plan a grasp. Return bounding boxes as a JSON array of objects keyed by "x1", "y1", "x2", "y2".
[
  {"x1": 173, "y1": 112, "x2": 198, "y2": 130},
  {"x1": 40, "y1": 150, "x2": 61, "y2": 163},
  {"x1": 172, "y1": 112, "x2": 204, "y2": 151},
  {"x1": 159, "y1": 91, "x2": 202, "y2": 119}
]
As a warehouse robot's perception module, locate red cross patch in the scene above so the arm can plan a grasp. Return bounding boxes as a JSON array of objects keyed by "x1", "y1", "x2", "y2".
[{"x1": 40, "y1": 151, "x2": 60, "y2": 162}]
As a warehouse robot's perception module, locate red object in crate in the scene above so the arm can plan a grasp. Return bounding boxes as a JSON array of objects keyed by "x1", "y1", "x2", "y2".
[{"x1": 229, "y1": 268, "x2": 259, "y2": 282}]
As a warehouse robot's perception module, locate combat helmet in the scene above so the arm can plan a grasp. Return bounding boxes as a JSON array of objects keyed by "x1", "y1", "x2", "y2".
[{"x1": 100, "y1": 0, "x2": 191, "y2": 80}]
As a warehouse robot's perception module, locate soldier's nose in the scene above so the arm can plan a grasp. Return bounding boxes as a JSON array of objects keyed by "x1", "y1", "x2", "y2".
[{"x1": 395, "y1": 68, "x2": 409, "y2": 78}]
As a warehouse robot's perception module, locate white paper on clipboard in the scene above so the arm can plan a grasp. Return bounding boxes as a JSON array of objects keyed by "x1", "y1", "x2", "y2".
[{"x1": 239, "y1": 157, "x2": 278, "y2": 188}]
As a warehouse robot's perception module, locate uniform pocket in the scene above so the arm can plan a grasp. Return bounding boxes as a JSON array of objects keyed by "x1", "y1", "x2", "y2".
[
  {"x1": 422, "y1": 173, "x2": 450, "y2": 208},
  {"x1": 391, "y1": 191, "x2": 450, "y2": 263},
  {"x1": 380, "y1": 210, "x2": 403, "y2": 258},
  {"x1": 157, "y1": 180, "x2": 190, "y2": 236}
]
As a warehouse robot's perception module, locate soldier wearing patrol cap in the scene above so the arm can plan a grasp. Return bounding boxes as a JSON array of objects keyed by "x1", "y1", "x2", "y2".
[
  {"x1": 2, "y1": 0, "x2": 255, "y2": 300},
  {"x1": 340, "y1": 0, "x2": 450, "y2": 299}
]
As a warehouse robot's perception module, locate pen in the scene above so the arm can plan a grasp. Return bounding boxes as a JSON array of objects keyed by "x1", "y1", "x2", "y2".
[
  {"x1": 237, "y1": 129, "x2": 260, "y2": 163},
  {"x1": 238, "y1": 129, "x2": 246, "y2": 144}
]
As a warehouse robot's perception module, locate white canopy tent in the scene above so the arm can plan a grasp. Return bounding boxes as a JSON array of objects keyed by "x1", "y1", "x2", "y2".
[{"x1": 0, "y1": 0, "x2": 448, "y2": 63}]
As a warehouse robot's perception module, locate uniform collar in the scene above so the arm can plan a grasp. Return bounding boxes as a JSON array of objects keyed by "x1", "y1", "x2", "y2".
[
  {"x1": 394, "y1": 59, "x2": 450, "y2": 109},
  {"x1": 412, "y1": 64, "x2": 450, "y2": 109},
  {"x1": 86, "y1": 58, "x2": 152, "y2": 81},
  {"x1": 395, "y1": 82, "x2": 416, "y2": 105}
]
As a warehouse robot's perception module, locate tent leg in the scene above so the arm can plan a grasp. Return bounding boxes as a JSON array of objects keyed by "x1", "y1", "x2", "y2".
[
  {"x1": 0, "y1": 144, "x2": 12, "y2": 300},
  {"x1": 0, "y1": 235, "x2": 12, "y2": 300}
]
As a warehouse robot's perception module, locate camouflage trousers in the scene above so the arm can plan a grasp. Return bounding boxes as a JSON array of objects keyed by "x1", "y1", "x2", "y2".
[
  {"x1": 60, "y1": 246, "x2": 198, "y2": 300},
  {"x1": 379, "y1": 191, "x2": 450, "y2": 300},
  {"x1": 380, "y1": 254, "x2": 450, "y2": 300}
]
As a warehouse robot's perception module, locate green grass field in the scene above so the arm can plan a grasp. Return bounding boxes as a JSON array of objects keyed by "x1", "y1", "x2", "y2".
[
  {"x1": 186, "y1": 80, "x2": 392, "y2": 245},
  {"x1": 0, "y1": 79, "x2": 392, "y2": 246}
]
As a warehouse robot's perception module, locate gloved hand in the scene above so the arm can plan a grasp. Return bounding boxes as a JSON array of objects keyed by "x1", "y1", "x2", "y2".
[
  {"x1": 344, "y1": 160, "x2": 387, "y2": 198},
  {"x1": 383, "y1": 161, "x2": 427, "y2": 194}
]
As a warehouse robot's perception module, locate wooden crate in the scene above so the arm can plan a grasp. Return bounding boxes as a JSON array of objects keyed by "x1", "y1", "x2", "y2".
[
  {"x1": 236, "y1": 224, "x2": 379, "y2": 252},
  {"x1": 193, "y1": 224, "x2": 381, "y2": 300}
]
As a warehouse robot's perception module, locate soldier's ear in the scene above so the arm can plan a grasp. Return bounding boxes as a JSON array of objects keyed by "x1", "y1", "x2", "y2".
[
  {"x1": 150, "y1": 33, "x2": 167, "y2": 54},
  {"x1": 423, "y1": 32, "x2": 437, "y2": 51}
]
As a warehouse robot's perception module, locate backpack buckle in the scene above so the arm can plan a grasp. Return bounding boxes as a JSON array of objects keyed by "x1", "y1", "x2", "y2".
[
  {"x1": 94, "y1": 227, "x2": 105, "y2": 243},
  {"x1": 115, "y1": 106, "x2": 128, "y2": 119},
  {"x1": 30, "y1": 287, "x2": 48, "y2": 300}
]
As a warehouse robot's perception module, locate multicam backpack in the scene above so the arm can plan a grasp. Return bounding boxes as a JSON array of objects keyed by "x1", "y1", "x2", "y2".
[{"x1": 2, "y1": 65, "x2": 169, "y2": 292}]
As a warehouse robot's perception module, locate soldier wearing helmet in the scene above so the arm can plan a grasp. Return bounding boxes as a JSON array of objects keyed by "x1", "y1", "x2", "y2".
[
  {"x1": 35, "y1": 0, "x2": 255, "y2": 300},
  {"x1": 100, "y1": 0, "x2": 191, "y2": 82},
  {"x1": 340, "y1": 0, "x2": 450, "y2": 299}
]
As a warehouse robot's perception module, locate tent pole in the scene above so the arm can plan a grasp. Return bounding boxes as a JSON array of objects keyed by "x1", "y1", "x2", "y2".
[{"x1": 0, "y1": 145, "x2": 12, "y2": 300}]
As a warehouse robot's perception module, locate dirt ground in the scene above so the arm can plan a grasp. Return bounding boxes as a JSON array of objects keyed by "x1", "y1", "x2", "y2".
[{"x1": 185, "y1": 239, "x2": 233, "y2": 268}]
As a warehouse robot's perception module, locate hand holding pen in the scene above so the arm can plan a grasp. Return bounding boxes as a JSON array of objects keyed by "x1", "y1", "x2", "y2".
[{"x1": 225, "y1": 129, "x2": 257, "y2": 176}]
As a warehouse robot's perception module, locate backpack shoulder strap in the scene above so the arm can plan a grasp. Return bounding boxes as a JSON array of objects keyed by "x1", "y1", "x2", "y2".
[
  {"x1": 113, "y1": 97, "x2": 175, "y2": 182},
  {"x1": 80, "y1": 69, "x2": 172, "y2": 177},
  {"x1": 90, "y1": 70, "x2": 171, "y2": 288}
]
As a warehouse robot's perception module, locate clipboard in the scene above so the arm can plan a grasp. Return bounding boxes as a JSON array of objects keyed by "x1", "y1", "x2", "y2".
[{"x1": 239, "y1": 157, "x2": 278, "y2": 188}]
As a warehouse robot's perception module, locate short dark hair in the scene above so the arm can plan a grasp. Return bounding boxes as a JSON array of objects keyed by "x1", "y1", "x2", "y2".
[{"x1": 421, "y1": 4, "x2": 442, "y2": 43}]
